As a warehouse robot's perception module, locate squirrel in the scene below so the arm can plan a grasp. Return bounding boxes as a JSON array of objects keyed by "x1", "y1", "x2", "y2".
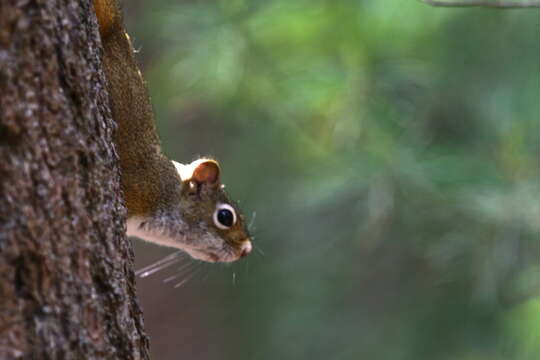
[{"x1": 92, "y1": 0, "x2": 252, "y2": 263}]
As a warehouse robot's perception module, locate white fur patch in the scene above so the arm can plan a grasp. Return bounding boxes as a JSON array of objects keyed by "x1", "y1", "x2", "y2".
[
  {"x1": 127, "y1": 217, "x2": 203, "y2": 257},
  {"x1": 127, "y1": 217, "x2": 225, "y2": 262},
  {"x1": 171, "y1": 160, "x2": 190, "y2": 181}
]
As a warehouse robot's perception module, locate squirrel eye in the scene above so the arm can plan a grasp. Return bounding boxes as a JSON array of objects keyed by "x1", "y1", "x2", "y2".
[{"x1": 213, "y1": 203, "x2": 236, "y2": 230}]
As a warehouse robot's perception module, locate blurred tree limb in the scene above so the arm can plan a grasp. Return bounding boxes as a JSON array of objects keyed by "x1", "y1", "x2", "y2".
[{"x1": 424, "y1": 0, "x2": 540, "y2": 7}]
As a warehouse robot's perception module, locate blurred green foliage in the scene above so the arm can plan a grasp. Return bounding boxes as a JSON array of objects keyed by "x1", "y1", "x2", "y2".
[{"x1": 128, "y1": 1, "x2": 540, "y2": 359}]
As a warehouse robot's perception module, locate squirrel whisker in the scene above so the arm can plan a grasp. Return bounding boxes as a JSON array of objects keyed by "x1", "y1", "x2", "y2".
[
  {"x1": 173, "y1": 266, "x2": 203, "y2": 288},
  {"x1": 135, "y1": 251, "x2": 183, "y2": 277}
]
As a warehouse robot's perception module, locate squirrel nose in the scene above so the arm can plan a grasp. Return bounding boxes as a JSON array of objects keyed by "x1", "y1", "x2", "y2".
[{"x1": 240, "y1": 241, "x2": 252, "y2": 258}]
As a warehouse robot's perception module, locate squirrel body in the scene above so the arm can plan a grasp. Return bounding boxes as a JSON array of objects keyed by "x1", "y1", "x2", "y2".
[{"x1": 93, "y1": 0, "x2": 252, "y2": 262}]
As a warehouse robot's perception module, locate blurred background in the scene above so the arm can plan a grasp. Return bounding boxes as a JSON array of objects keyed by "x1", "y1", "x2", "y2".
[{"x1": 125, "y1": 1, "x2": 540, "y2": 359}]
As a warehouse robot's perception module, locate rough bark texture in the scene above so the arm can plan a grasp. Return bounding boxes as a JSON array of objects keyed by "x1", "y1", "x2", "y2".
[{"x1": 0, "y1": 1, "x2": 150, "y2": 359}]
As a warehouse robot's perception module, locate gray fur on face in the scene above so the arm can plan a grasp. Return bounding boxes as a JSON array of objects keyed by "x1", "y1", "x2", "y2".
[{"x1": 131, "y1": 210, "x2": 239, "y2": 263}]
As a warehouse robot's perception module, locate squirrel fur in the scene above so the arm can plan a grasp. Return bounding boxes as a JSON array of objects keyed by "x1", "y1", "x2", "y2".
[{"x1": 92, "y1": 0, "x2": 252, "y2": 262}]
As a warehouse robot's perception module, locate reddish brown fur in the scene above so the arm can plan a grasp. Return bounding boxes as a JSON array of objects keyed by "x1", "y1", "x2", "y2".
[
  {"x1": 92, "y1": 0, "x2": 252, "y2": 261},
  {"x1": 93, "y1": 0, "x2": 181, "y2": 217}
]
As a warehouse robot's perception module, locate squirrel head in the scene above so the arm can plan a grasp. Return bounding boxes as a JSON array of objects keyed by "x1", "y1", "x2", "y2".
[
  {"x1": 127, "y1": 158, "x2": 252, "y2": 263},
  {"x1": 175, "y1": 159, "x2": 252, "y2": 262}
]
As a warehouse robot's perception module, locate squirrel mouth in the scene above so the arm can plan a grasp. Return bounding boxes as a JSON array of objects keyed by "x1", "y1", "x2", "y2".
[
  {"x1": 189, "y1": 239, "x2": 252, "y2": 263},
  {"x1": 205, "y1": 252, "x2": 219, "y2": 263},
  {"x1": 189, "y1": 248, "x2": 235, "y2": 263},
  {"x1": 192, "y1": 247, "x2": 249, "y2": 263}
]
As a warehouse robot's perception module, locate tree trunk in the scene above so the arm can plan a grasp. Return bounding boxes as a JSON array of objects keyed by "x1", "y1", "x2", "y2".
[{"x1": 0, "y1": 1, "x2": 150, "y2": 359}]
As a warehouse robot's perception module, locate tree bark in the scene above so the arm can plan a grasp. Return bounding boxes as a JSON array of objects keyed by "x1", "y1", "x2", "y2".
[{"x1": 0, "y1": 1, "x2": 149, "y2": 359}]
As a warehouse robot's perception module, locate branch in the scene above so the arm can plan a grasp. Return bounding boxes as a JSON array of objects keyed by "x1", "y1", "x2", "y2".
[{"x1": 424, "y1": 0, "x2": 540, "y2": 8}]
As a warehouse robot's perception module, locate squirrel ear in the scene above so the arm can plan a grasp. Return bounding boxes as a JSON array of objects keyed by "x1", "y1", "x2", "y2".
[{"x1": 191, "y1": 159, "x2": 220, "y2": 185}]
